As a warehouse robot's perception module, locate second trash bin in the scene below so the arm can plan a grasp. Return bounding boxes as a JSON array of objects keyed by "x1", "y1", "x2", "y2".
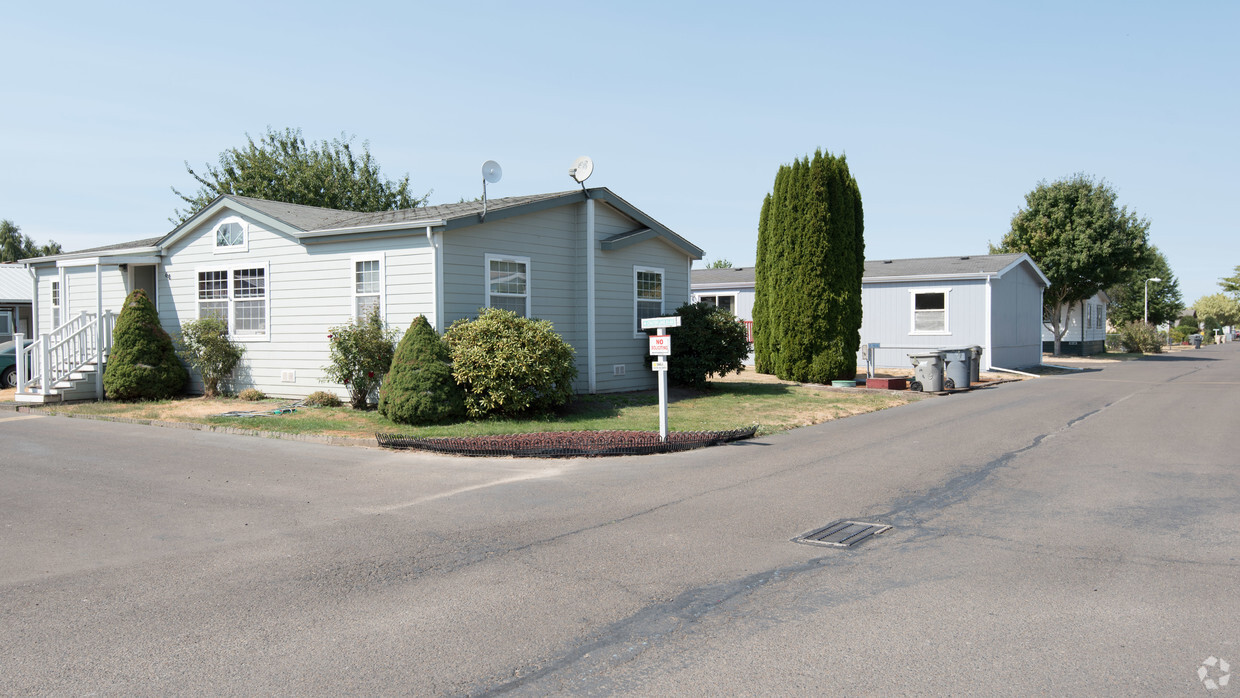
[
  {"x1": 968, "y1": 345, "x2": 983, "y2": 384},
  {"x1": 908, "y1": 351, "x2": 945, "y2": 392},
  {"x1": 941, "y1": 348, "x2": 972, "y2": 390}
]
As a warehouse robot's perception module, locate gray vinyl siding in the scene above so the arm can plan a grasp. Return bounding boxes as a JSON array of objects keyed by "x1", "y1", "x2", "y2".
[
  {"x1": 991, "y1": 264, "x2": 1045, "y2": 368},
  {"x1": 860, "y1": 279, "x2": 988, "y2": 369},
  {"x1": 162, "y1": 210, "x2": 434, "y2": 398}
]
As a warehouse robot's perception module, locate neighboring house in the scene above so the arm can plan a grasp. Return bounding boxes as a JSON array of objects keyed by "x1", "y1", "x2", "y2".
[
  {"x1": 691, "y1": 253, "x2": 1050, "y2": 371},
  {"x1": 0, "y1": 263, "x2": 35, "y2": 343},
  {"x1": 691, "y1": 266, "x2": 757, "y2": 364},
  {"x1": 1041, "y1": 290, "x2": 1109, "y2": 356},
  {"x1": 17, "y1": 188, "x2": 702, "y2": 402}
]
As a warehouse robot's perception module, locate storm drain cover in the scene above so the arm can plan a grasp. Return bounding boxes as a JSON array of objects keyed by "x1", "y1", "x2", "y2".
[{"x1": 794, "y1": 520, "x2": 891, "y2": 548}]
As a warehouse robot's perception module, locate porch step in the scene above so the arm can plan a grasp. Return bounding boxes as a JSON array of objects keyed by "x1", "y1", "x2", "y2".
[{"x1": 14, "y1": 392, "x2": 62, "y2": 404}]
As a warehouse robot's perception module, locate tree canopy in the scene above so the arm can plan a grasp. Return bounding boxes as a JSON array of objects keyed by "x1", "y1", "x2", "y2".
[
  {"x1": 172, "y1": 127, "x2": 427, "y2": 223},
  {"x1": 705, "y1": 258, "x2": 733, "y2": 269},
  {"x1": 1, "y1": 219, "x2": 62, "y2": 262},
  {"x1": 1219, "y1": 265, "x2": 1240, "y2": 299},
  {"x1": 995, "y1": 174, "x2": 1148, "y2": 354},
  {"x1": 753, "y1": 149, "x2": 864, "y2": 383},
  {"x1": 1192, "y1": 293, "x2": 1240, "y2": 331},
  {"x1": 1105, "y1": 246, "x2": 1183, "y2": 327}
]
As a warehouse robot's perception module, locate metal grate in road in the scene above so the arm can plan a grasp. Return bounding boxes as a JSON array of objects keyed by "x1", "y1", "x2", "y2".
[{"x1": 794, "y1": 520, "x2": 891, "y2": 548}]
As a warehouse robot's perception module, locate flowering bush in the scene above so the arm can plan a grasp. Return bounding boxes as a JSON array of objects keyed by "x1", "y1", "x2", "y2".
[{"x1": 322, "y1": 307, "x2": 398, "y2": 409}]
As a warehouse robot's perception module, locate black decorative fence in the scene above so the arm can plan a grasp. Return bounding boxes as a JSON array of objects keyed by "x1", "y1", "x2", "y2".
[{"x1": 375, "y1": 427, "x2": 759, "y2": 458}]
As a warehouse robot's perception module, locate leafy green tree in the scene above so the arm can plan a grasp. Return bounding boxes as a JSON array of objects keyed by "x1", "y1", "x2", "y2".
[
  {"x1": 705, "y1": 258, "x2": 733, "y2": 269},
  {"x1": 753, "y1": 149, "x2": 864, "y2": 383},
  {"x1": 445, "y1": 308, "x2": 577, "y2": 418},
  {"x1": 323, "y1": 306, "x2": 399, "y2": 409},
  {"x1": 0, "y1": 219, "x2": 62, "y2": 262},
  {"x1": 103, "y1": 290, "x2": 188, "y2": 400},
  {"x1": 173, "y1": 127, "x2": 427, "y2": 223},
  {"x1": 378, "y1": 315, "x2": 465, "y2": 425},
  {"x1": 1192, "y1": 293, "x2": 1240, "y2": 332},
  {"x1": 1105, "y1": 246, "x2": 1183, "y2": 327},
  {"x1": 658, "y1": 302, "x2": 749, "y2": 390},
  {"x1": 1219, "y1": 265, "x2": 1240, "y2": 299},
  {"x1": 175, "y1": 316, "x2": 245, "y2": 398},
  {"x1": 996, "y1": 174, "x2": 1149, "y2": 355}
]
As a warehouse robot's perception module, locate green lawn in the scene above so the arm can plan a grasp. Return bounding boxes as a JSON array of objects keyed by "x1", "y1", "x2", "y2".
[{"x1": 42, "y1": 382, "x2": 914, "y2": 440}]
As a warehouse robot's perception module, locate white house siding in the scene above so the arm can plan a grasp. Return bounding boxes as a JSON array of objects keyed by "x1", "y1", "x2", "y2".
[
  {"x1": 989, "y1": 264, "x2": 1044, "y2": 368},
  {"x1": 860, "y1": 279, "x2": 988, "y2": 369},
  {"x1": 162, "y1": 209, "x2": 435, "y2": 398},
  {"x1": 1040, "y1": 291, "x2": 1108, "y2": 355},
  {"x1": 34, "y1": 265, "x2": 129, "y2": 336}
]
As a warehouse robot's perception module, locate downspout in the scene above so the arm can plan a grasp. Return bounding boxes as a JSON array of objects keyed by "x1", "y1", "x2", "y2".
[
  {"x1": 586, "y1": 198, "x2": 596, "y2": 394},
  {"x1": 984, "y1": 275, "x2": 993, "y2": 370},
  {"x1": 95, "y1": 262, "x2": 103, "y2": 400}
]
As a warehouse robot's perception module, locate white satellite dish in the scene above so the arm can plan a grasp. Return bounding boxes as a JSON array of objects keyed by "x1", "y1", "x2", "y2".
[
  {"x1": 480, "y1": 160, "x2": 502, "y2": 221},
  {"x1": 482, "y1": 160, "x2": 502, "y2": 183},
  {"x1": 569, "y1": 156, "x2": 593, "y2": 184}
]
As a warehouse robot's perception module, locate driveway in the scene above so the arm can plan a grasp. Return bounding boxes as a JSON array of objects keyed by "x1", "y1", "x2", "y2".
[{"x1": 2, "y1": 343, "x2": 1238, "y2": 694}]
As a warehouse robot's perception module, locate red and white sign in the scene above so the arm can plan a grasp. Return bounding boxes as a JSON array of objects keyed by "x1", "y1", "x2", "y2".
[{"x1": 649, "y1": 334, "x2": 672, "y2": 356}]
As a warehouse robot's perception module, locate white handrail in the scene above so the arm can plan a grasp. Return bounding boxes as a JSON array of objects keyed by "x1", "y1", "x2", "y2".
[{"x1": 16, "y1": 311, "x2": 107, "y2": 397}]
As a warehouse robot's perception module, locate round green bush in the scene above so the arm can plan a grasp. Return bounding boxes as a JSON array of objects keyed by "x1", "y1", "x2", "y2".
[
  {"x1": 445, "y1": 308, "x2": 577, "y2": 418},
  {"x1": 657, "y1": 302, "x2": 750, "y2": 390},
  {"x1": 103, "y1": 289, "x2": 188, "y2": 400},
  {"x1": 379, "y1": 315, "x2": 465, "y2": 425}
]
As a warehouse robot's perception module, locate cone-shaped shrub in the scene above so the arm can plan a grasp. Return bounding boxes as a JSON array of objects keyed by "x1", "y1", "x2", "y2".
[
  {"x1": 103, "y1": 289, "x2": 188, "y2": 400},
  {"x1": 378, "y1": 315, "x2": 465, "y2": 425}
]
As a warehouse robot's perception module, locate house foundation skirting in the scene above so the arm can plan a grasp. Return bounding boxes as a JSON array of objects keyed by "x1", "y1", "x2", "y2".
[{"x1": 1043, "y1": 339, "x2": 1106, "y2": 356}]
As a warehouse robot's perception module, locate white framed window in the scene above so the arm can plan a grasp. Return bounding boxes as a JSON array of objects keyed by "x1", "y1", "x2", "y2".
[
  {"x1": 695, "y1": 293, "x2": 736, "y2": 314},
  {"x1": 352, "y1": 254, "x2": 385, "y2": 319},
  {"x1": 1086, "y1": 303, "x2": 1093, "y2": 329},
  {"x1": 485, "y1": 253, "x2": 530, "y2": 318},
  {"x1": 635, "y1": 266, "x2": 664, "y2": 335},
  {"x1": 910, "y1": 289, "x2": 949, "y2": 334},
  {"x1": 0, "y1": 311, "x2": 12, "y2": 342},
  {"x1": 51, "y1": 280, "x2": 61, "y2": 328},
  {"x1": 1097, "y1": 304, "x2": 1105, "y2": 330},
  {"x1": 212, "y1": 216, "x2": 248, "y2": 253},
  {"x1": 197, "y1": 263, "x2": 269, "y2": 340}
]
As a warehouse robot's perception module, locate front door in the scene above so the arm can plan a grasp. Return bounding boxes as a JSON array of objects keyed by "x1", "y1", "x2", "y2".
[{"x1": 132, "y1": 265, "x2": 158, "y2": 309}]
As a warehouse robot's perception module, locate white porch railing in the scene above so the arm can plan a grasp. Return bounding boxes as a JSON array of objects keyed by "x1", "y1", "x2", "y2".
[{"x1": 14, "y1": 310, "x2": 115, "y2": 399}]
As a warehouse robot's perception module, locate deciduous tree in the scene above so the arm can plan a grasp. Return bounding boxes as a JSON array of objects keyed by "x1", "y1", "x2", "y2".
[
  {"x1": 996, "y1": 174, "x2": 1148, "y2": 355},
  {"x1": 0, "y1": 219, "x2": 62, "y2": 262},
  {"x1": 1192, "y1": 293, "x2": 1240, "y2": 332},
  {"x1": 173, "y1": 127, "x2": 427, "y2": 223},
  {"x1": 1105, "y1": 246, "x2": 1182, "y2": 327}
]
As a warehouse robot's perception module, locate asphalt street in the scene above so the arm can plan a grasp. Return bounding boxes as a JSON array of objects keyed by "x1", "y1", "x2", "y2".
[{"x1": 2, "y1": 343, "x2": 1237, "y2": 695}]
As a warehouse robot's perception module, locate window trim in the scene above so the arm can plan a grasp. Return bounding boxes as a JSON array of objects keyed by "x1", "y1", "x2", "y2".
[
  {"x1": 351, "y1": 253, "x2": 386, "y2": 321},
  {"x1": 634, "y1": 265, "x2": 665, "y2": 337},
  {"x1": 51, "y1": 278, "x2": 62, "y2": 328},
  {"x1": 693, "y1": 292, "x2": 738, "y2": 314},
  {"x1": 195, "y1": 262, "x2": 270, "y2": 342},
  {"x1": 909, "y1": 288, "x2": 951, "y2": 335},
  {"x1": 212, "y1": 216, "x2": 249, "y2": 254},
  {"x1": 484, "y1": 253, "x2": 531, "y2": 318}
]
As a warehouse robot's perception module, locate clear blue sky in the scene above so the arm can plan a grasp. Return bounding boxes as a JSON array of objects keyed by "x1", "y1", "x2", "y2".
[{"x1": 3, "y1": 1, "x2": 1236, "y2": 304}]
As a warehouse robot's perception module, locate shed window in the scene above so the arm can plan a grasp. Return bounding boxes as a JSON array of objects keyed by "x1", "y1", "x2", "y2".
[
  {"x1": 635, "y1": 267, "x2": 664, "y2": 334},
  {"x1": 486, "y1": 254, "x2": 530, "y2": 318},
  {"x1": 911, "y1": 290, "x2": 948, "y2": 334}
]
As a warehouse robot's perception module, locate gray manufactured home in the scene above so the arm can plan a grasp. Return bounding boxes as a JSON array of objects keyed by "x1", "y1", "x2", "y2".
[
  {"x1": 16, "y1": 189, "x2": 702, "y2": 403},
  {"x1": 691, "y1": 253, "x2": 1049, "y2": 372}
]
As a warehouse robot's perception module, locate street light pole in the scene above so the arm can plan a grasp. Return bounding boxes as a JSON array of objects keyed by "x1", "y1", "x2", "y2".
[{"x1": 1145, "y1": 277, "x2": 1162, "y2": 325}]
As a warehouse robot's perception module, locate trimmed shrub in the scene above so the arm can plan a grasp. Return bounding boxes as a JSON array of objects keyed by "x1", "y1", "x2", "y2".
[
  {"x1": 1116, "y1": 321, "x2": 1163, "y2": 353},
  {"x1": 322, "y1": 306, "x2": 398, "y2": 409},
  {"x1": 656, "y1": 302, "x2": 749, "y2": 390},
  {"x1": 303, "y1": 390, "x2": 343, "y2": 407},
  {"x1": 379, "y1": 315, "x2": 465, "y2": 425},
  {"x1": 238, "y1": 388, "x2": 265, "y2": 401},
  {"x1": 445, "y1": 307, "x2": 577, "y2": 417},
  {"x1": 103, "y1": 289, "x2": 188, "y2": 400},
  {"x1": 176, "y1": 316, "x2": 244, "y2": 398}
]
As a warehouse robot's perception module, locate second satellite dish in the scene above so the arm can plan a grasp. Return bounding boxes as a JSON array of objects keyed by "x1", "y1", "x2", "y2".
[
  {"x1": 482, "y1": 160, "x2": 503, "y2": 183},
  {"x1": 569, "y1": 156, "x2": 593, "y2": 184}
]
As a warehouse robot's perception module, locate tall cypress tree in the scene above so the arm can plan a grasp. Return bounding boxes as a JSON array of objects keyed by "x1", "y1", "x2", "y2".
[{"x1": 753, "y1": 150, "x2": 864, "y2": 383}]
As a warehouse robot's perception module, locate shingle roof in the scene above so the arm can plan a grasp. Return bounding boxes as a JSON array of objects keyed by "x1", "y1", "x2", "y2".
[
  {"x1": 60, "y1": 236, "x2": 163, "y2": 256},
  {"x1": 692, "y1": 254, "x2": 1037, "y2": 287}
]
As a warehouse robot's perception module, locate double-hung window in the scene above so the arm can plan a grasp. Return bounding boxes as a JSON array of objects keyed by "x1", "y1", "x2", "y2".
[
  {"x1": 910, "y1": 289, "x2": 949, "y2": 334},
  {"x1": 485, "y1": 254, "x2": 530, "y2": 317},
  {"x1": 353, "y1": 255, "x2": 384, "y2": 318},
  {"x1": 197, "y1": 264, "x2": 268, "y2": 339},
  {"x1": 635, "y1": 266, "x2": 664, "y2": 334},
  {"x1": 51, "y1": 280, "x2": 61, "y2": 328}
]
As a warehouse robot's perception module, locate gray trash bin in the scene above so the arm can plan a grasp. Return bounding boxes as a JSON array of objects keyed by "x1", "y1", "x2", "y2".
[
  {"x1": 941, "y1": 348, "x2": 971, "y2": 390},
  {"x1": 908, "y1": 351, "x2": 945, "y2": 392},
  {"x1": 968, "y1": 345, "x2": 983, "y2": 384}
]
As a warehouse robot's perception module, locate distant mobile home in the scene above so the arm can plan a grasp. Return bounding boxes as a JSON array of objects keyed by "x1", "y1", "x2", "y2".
[
  {"x1": 1041, "y1": 290, "x2": 1109, "y2": 356},
  {"x1": 691, "y1": 253, "x2": 1050, "y2": 371},
  {"x1": 18, "y1": 189, "x2": 702, "y2": 402}
]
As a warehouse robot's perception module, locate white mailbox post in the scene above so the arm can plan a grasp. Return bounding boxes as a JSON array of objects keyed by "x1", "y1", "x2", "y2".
[{"x1": 642, "y1": 316, "x2": 681, "y2": 441}]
